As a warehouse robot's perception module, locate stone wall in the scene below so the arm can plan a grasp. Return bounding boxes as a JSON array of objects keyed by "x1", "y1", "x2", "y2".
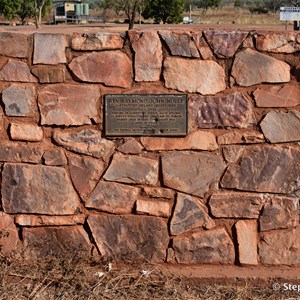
[{"x1": 0, "y1": 29, "x2": 299, "y2": 266}]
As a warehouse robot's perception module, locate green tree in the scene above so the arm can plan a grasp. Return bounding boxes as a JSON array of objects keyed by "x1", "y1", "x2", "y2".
[
  {"x1": 194, "y1": 0, "x2": 222, "y2": 12},
  {"x1": 143, "y1": 0, "x2": 186, "y2": 24}
]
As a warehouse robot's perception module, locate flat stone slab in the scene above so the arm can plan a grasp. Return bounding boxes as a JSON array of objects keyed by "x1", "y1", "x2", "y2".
[
  {"x1": 38, "y1": 84, "x2": 100, "y2": 126},
  {"x1": 259, "y1": 226, "x2": 300, "y2": 265},
  {"x1": 172, "y1": 227, "x2": 235, "y2": 264},
  {"x1": 221, "y1": 145, "x2": 300, "y2": 194},
  {"x1": 0, "y1": 60, "x2": 37, "y2": 82},
  {"x1": 260, "y1": 110, "x2": 300, "y2": 143},
  {"x1": 232, "y1": 48, "x2": 290, "y2": 86},
  {"x1": 2, "y1": 163, "x2": 81, "y2": 214},
  {"x1": 136, "y1": 199, "x2": 172, "y2": 218},
  {"x1": 10, "y1": 123, "x2": 43, "y2": 142},
  {"x1": 15, "y1": 215, "x2": 85, "y2": 226},
  {"x1": 162, "y1": 152, "x2": 225, "y2": 197},
  {"x1": 164, "y1": 57, "x2": 226, "y2": 95},
  {"x1": 103, "y1": 153, "x2": 159, "y2": 185},
  {"x1": 88, "y1": 215, "x2": 169, "y2": 262},
  {"x1": 0, "y1": 32, "x2": 29, "y2": 58},
  {"x1": 86, "y1": 181, "x2": 139, "y2": 214},
  {"x1": 217, "y1": 130, "x2": 264, "y2": 145}
]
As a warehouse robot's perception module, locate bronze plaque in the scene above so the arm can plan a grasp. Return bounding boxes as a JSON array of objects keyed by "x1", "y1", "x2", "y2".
[{"x1": 105, "y1": 94, "x2": 187, "y2": 136}]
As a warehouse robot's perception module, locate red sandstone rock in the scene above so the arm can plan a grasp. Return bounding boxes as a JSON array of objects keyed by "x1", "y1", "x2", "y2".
[
  {"x1": 158, "y1": 30, "x2": 200, "y2": 57},
  {"x1": 222, "y1": 145, "x2": 245, "y2": 163},
  {"x1": 68, "y1": 154, "x2": 105, "y2": 200},
  {"x1": 2, "y1": 84, "x2": 36, "y2": 117},
  {"x1": 86, "y1": 181, "x2": 139, "y2": 214},
  {"x1": 38, "y1": 84, "x2": 100, "y2": 126},
  {"x1": 204, "y1": 30, "x2": 248, "y2": 57},
  {"x1": 253, "y1": 83, "x2": 300, "y2": 107},
  {"x1": 170, "y1": 193, "x2": 215, "y2": 235},
  {"x1": 117, "y1": 139, "x2": 143, "y2": 154},
  {"x1": 129, "y1": 31, "x2": 163, "y2": 82},
  {"x1": 15, "y1": 215, "x2": 85, "y2": 226},
  {"x1": 164, "y1": 57, "x2": 226, "y2": 95},
  {"x1": 217, "y1": 130, "x2": 264, "y2": 144},
  {"x1": 232, "y1": 48, "x2": 290, "y2": 86},
  {"x1": 259, "y1": 196, "x2": 299, "y2": 231},
  {"x1": 43, "y1": 149, "x2": 67, "y2": 166},
  {"x1": 260, "y1": 111, "x2": 300, "y2": 143},
  {"x1": 221, "y1": 145, "x2": 300, "y2": 194},
  {"x1": 0, "y1": 142, "x2": 43, "y2": 163},
  {"x1": 259, "y1": 226, "x2": 300, "y2": 265},
  {"x1": 0, "y1": 212, "x2": 19, "y2": 255},
  {"x1": 0, "y1": 32, "x2": 29, "y2": 58},
  {"x1": 69, "y1": 51, "x2": 132, "y2": 88},
  {"x1": 87, "y1": 215, "x2": 169, "y2": 262},
  {"x1": 192, "y1": 32, "x2": 214, "y2": 59},
  {"x1": 142, "y1": 187, "x2": 175, "y2": 199},
  {"x1": 33, "y1": 33, "x2": 68, "y2": 64},
  {"x1": 10, "y1": 123, "x2": 43, "y2": 142},
  {"x1": 71, "y1": 32, "x2": 124, "y2": 50},
  {"x1": 189, "y1": 93, "x2": 254, "y2": 129},
  {"x1": 141, "y1": 131, "x2": 218, "y2": 151},
  {"x1": 2, "y1": 163, "x2": 81, "y2": 214},
  {"x1": 0, "y1": 60, "x2": 37, "y2": 82},
  {"x1": 209, "y1": 192, "x2": 264, "y2": 218},
  {"x1": 136, "y1": 199, "x2": 172, "y2": 218},
  {"x1": 236, "y1": 220, "x2": 258, "y2": 265},
  {"x1": 172, "y1": 227, "x2": 235, "y2": 264},
  {"x1": 23, "y1": 226, "x2": 92, "y2": 259},
  {"x1": 162, "y1": 152, "x2": 225, "y2": 197},
  {"x1": 31, "y1": 65, "x2": 66, "y2": 83},
  {"x1": 103, "y1": 153, "x2": 158, "y2": 185},
  {"x1": 255, "y1": 32, "x2": 300, "y2": 53},
  {"x1": 53, "y1": 129, "x2": 115, "y2": 161}
]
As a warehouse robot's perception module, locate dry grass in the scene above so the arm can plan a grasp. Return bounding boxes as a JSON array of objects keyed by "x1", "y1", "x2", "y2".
[{"x1": 0, "y1": 254, "x2": 299, "y2": 300}]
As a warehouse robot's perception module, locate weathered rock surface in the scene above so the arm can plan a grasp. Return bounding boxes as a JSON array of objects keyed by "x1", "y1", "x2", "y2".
[
  {"x1": 255, "y1": 32, "x2": 300, "y2": 53},
  {"x1": 33, "y1": 33, "x2": 68, "y2": 64},
  {"x1": 53, "y1": 129, "x2": 115, "y2": 161},
  {"x1": 68, "y1": 154, "x2": 105, "y2": 200},
  {"x1": 259, "y1": 226, "x2": 300, "y2": 265},
  {"x1": 0, "y1": 60, "x2": 37, "y2": 82},
  {"x1": 259, "y1": 197, "x2": 299, "y2": 231},
  {"x1": 31, "y1": 65, "x2": 66, "y2": 83},
  {"x1": 232, "y1": 48, "x2": 290, "y2": 86},
  {"x1": 43, "y1": 149, "x2": 67, "y2": 166},
  {"x1": 10, "y1": 123, "x2": 43, "y2": 142},
  {"x1": 170, "y1": 193, "x2": 215, "y2": 235},
  {"x1": 189, "y1": 93, "x2": 254, "y2": 129},
  {"x1": 209, "y1": 192, "x2": 264, "y2": 218},
  {"x1": 204, "y1": 30, "x2": 248, "y2": 57},
  {"x1": 217, "y1": 130, "x2": 264, "y2": 145},
  {"x1": 222, "y1": 145, "x2": 245, "y2": 163},
  {"x1": 86, "y1": 181, "x2": 139, "y2": 214},
  {"x1": 236, "y1": 220, "x2": 258, "y2": 265},
  {"x1": 2, "y1": 163, "x2": 81, "y2": 214},
  {"x1": 164, "y1": 57, "x2": 226, "y2": 95},
  {"x1": 69, "y1": 51, "x2": 132, "y2": 88},
  {"x1": 129, "y1": 31, "x2": 163, "y2": 81},
  {"x1": 141, "y1": 131, "x2": 218, "y2": 151},
  {"x1": 0, "y1": 212, "x2": 19, "y2": 254},
  {"x1": 253, "y1": 83, "x2": 300, "y2": 107},
  {"x1": 221, "y1": 145, "x2": 300, "y2": 194},
  {"x1": 38, "y1": 84, "x2": 100, "y2": 126},
  {"x1": 104, "y1": 153, "x2": 158, "y2": 185},
  {"x1": 88, "y1": 215, "x2": 169, "y2": 262},
  {"x1": 23, "y1": 226, "x2": 92, "y2": 258},
  {"x1": 172, "y1": 228, "x2": 235, "y2": 264},
  {"x1": 159, "y1": 30, "x2": 200, "y2": 57},
  {"x1": 0, "y1": 32, "x2": 29, "y2": 58},
  {"x1": 142, "y1": 187, "x2": 175, "y2": 199},
  {"x1": 2, "y1": 84, "x2": 36, "y2": 117},
  {"x1": 192, "y1": 32, "x2": 214, "y2": 59},
  {"x1": 162, "y1": 152, "x2": 225, "y2": 197},
  {"x1": 15, "y1": 215, "x2": 85, "y2": 226},
  {"x1": 260, "y1": 111, "x2": 300, "y2": 143},
  {"x1": 71, "y1": 32, "x2": 124, "y2": 50},
  {"x1": 117, "y1": 139, "x2": 143, "y2": 154},
  {"x1": 136, "y1": 199, "x2": 172, "y2": 218},
  {"x1": 0, "y1": 142, "x2": 43, "y2": 163}
]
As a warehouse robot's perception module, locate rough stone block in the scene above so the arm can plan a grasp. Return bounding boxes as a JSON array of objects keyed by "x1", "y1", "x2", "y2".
[
  {"x1": 117, "y1": 139, "x2": 143, "y2": 154},
  {"x1": 0, "y1": 32, "x2": 29, "y2": 58},
  {"x1": 0, "y1": 60, "x2": 37, "y2": 82},
  {"x1": 217, "y1": 130, "x2": 264, "y2": 145},
  {"x1": 192, "y1": 32, "x2": 214, "y2": 59},
  {"x1": 136, "y1": 199, "x2": 172, "y2": 218},
  {"x1": 10, "y1": 123, "x2": 43, "y2": 142},
  {"x1": 0, "y1": 212, "x2": 19, "y2": 255},
  {"x1": 43, "y1": 149, "x2": 67, "y2": 166},
  {"x1": 15, "y1": 215, "x2": 85, "y2": 226},
  {"x1": 31, "y1": 65, "x2": 66, "y2": 83},
  {"x1": 142, "y1": 187, "x2": 175, "y2": 199}
]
